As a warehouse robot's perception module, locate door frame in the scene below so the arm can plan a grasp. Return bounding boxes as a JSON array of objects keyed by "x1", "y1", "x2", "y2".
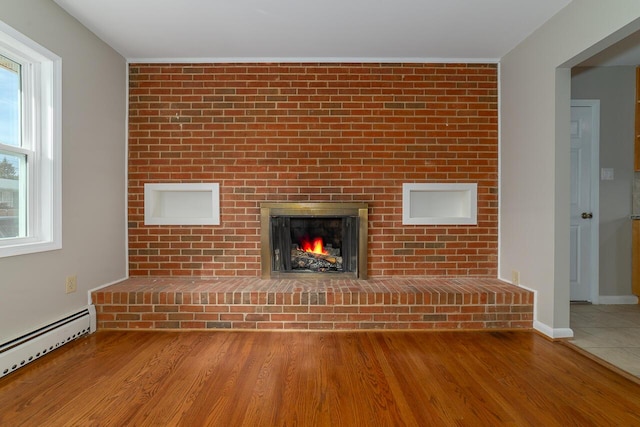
[{"x1": 570, "y1": 99, "x2": 600, "y2": 303}]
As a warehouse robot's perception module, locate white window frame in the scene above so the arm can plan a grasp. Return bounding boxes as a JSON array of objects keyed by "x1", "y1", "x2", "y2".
[{"x1": 0, "y1": 21, "x2": 61, "y2": 258}]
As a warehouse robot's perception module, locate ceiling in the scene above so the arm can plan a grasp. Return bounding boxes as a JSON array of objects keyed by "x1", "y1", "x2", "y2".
[{"x1": 53, "y1": 0, "x2": 574, "y2": 62}]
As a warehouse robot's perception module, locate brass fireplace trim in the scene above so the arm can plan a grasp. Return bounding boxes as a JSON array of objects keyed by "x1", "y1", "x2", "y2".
[{"x1": 260, "y1": 202, "x2": 368, "y2": 279}]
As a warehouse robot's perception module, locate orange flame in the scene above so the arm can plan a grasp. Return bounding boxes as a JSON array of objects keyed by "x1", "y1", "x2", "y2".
[{"x1": 300, "y1": 236, "x2": 328, "y2": 255}]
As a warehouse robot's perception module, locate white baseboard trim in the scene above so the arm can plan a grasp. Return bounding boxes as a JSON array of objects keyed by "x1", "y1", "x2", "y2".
[
  {"x1": 533, "y1": 321, "x2": 574, "y2": 339},
  {"x1": 596, "y1": 295, "x2": 638, "y2": 305}
]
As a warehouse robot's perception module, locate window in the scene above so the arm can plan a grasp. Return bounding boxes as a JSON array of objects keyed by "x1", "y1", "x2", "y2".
[{"x1": 0, "y1": 21, "x2": 61, "y2": 257}]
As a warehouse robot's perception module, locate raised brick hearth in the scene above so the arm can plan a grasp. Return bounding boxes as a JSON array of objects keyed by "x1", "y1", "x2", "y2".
[{"x1": 92, "y1": 277, "x2": 533, "y2": 331}]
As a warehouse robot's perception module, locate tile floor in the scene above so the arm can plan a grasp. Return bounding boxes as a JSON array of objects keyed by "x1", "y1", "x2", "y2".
[{"x1": 570, "y1": 303, "x2": 640, "y2": 377}]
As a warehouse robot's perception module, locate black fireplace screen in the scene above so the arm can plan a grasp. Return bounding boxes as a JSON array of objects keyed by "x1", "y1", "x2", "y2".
[
  {"x1": 260, "y1": 202, "x2": 368, "y2": 279},
  {"x1": 270, "y1": 216, "x2": 359, "y2": 274}
]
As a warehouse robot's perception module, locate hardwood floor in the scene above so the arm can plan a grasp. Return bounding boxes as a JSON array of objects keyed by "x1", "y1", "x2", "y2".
[{"x1": 1, "y1": 331, "x2": 640, "y2": 426}]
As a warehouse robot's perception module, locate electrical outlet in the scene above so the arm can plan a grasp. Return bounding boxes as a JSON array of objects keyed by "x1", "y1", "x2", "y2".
[
  {"x1": 512, "y1": 270, "x2": 520, "y2": 286},
  {"x1": 65, "y1": 275, "x2": 77, "y2": 294}
]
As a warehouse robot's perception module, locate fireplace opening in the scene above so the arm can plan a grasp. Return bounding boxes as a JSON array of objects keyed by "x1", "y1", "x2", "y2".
[
  {"x1": 260, "y1": 203, "x2": 368, "y2": 279},
  {"x1": 273, "y1": 216, "x2": 356, "y2": 274}
]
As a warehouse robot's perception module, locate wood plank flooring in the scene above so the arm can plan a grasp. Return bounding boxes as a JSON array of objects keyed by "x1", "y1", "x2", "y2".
[{"x1": 1, "y1": 330, "x2": 640, "y2": 426}]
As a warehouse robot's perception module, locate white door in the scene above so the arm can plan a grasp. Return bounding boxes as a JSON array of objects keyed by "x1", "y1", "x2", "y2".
[{"x1": 570, "y1": 100, "x2": 599, "y2": 302}]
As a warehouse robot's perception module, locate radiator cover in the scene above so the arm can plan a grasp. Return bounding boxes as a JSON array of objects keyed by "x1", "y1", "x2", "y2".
[{"x1": 0, "y1": 306, "x2": 96, "y2": 378}]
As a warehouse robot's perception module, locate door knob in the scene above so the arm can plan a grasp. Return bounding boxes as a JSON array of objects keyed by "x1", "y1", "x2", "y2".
[{"x1": 581, "y1": 212, "x2": 593, "y2": 219}]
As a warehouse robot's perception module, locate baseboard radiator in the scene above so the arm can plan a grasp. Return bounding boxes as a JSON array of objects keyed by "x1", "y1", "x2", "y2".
[{"x1": 0, "y1": 306, "x2": 96, "y2": 378}]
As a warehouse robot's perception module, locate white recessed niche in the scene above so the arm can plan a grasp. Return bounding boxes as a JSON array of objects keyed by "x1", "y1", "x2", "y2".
[
  {"x1": 402, "y1": 183, "x2": 477, "y2": 225},
  {"x1": 144, "y1": 183, "x2": 220, "y2": 225}
]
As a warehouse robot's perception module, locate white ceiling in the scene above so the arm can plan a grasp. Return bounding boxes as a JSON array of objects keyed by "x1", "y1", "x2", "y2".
[{"x1": 53, "y1": 0, "x2": 573, "y2": 62}]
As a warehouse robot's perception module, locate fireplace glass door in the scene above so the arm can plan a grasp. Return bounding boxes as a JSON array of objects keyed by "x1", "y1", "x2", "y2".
[{"x1": 260, "y1": 203, "x2": 368, "y2": 279}]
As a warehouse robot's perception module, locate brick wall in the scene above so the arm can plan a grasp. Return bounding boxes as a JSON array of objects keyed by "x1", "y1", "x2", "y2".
[{"x1": 128, "y1": 63, "x2": 498, "y2": 277}]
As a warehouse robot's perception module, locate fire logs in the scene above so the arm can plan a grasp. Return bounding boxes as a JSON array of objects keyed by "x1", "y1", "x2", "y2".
[{"x1": 291, "y1": 246, "x2": 343, "y2": 272}]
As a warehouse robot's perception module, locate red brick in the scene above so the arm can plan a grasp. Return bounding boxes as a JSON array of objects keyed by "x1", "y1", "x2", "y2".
[
  {"x1": 128, "y1": 321, "x2": 154, "y2": 329},
  {"x1": 92, "y1": 277, "x2": 532, "y2": 331},
  {"x1": 181, "y1": 321, "x2": 206, "y2": 329},
  {"x1": 128, "y1": 63, "x2": 498, "y2": 278}
]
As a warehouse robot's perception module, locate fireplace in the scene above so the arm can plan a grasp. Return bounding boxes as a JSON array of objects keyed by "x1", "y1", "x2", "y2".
[{"x1": 260, "y1": 203, "x2": 368, "y2": 279}]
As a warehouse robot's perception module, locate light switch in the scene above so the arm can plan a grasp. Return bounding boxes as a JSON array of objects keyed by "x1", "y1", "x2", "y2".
[{"x1": 601, "y1": 168, "x2": 614, "y2": 181}]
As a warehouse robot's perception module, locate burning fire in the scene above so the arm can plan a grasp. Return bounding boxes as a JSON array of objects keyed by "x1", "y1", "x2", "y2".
[{"x1": 300, "y1": 236, "x2": 328, "y2": 255}]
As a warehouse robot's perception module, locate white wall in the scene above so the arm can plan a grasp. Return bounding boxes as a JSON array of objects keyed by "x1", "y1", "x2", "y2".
[
  {"x1": 571, "y1": 66, "x2": 635, "y2": 298},
  {"x1": 0, "y1": 0, "x2": 126, "y2": 342},
  {"x1": 500, "y1": 0, "x2": 640, "y2": 337}
]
